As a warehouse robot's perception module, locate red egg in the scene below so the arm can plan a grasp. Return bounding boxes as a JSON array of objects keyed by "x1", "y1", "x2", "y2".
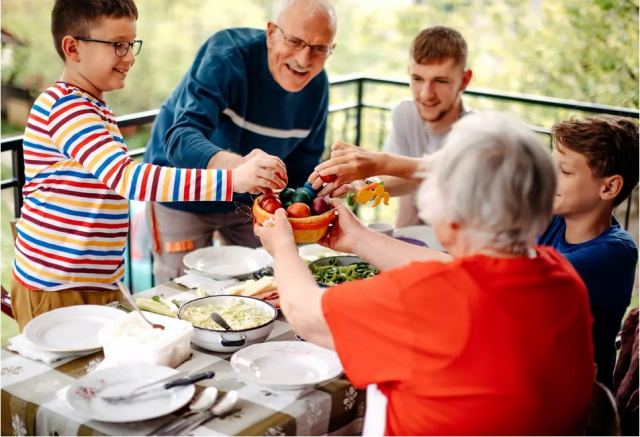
[
  {"x1": 311, "y1": 196, "x2": 331, "y2": 215},
  {"x1": 286, "y1": 202, "x2": 311, "y2": 218},
  {"x1": 320, "y1": 174, "x2": 337, "y2": 183},
  {"x1": 260, "y1": 196, "x2": 283, "y2": 214}
]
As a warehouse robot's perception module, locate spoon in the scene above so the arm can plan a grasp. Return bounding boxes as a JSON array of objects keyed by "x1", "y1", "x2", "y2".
[
  {"x1": 153, "y1": 387, "x2": 219, "y2": 436},
  {"x1": 210, "y1": 312, "x2": 232, "y2": 331},
  {"x1": 178, "y1": 390, "x2": 239, "y2": 435},
  {"x1": 117, "y1": 282, "x2": 164, "y2": 330},
  {"x1": 189, "y1": 386, "x2": 219, "y2": 412}
]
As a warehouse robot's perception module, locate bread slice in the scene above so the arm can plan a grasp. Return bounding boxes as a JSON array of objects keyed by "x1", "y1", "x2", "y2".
[{"x1": 225, "y1": 276, "x2": 276, "y2": 297}]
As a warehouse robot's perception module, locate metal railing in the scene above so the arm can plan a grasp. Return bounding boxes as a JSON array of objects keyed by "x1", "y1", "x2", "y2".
[{"x1": 2, "y1": 74, "x2": 638, "y2": 289}]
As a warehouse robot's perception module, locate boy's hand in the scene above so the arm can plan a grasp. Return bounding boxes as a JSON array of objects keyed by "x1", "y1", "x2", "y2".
[
  {"x1": 319, "y1": 199, "x2": 367, "y2": 253},
  {"x1": 253, "y1": 209, "x2": 296, "y2": 255},
  {"x1": 233, "y1": 150, "x2": 288, "y2": 194}
]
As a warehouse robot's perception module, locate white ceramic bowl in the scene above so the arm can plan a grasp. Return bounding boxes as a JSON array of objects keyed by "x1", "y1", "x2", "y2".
[{"x1": 178, "y1": 295, "x2": 277, "y2": 353}]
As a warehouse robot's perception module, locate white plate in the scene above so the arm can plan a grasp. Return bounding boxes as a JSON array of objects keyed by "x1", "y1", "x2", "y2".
[
  {"x1": 183, "y1": 246, "x2": 271, "y2": 279},
  {"x1": 297, "y1": 244, "x2": 350, "y2": 262},
  {"x1": 393, "y1": 225, "x2": 444, "y2": 251},
  {"x1": 24, "y1": 305, "x2": 126, "y2": 353},
  {"x1": 230, "y1": 341, "x2": 343, "y2": 390},
  {"x1": 66, "y1": 363, "x2": 195, "y2": 422}
]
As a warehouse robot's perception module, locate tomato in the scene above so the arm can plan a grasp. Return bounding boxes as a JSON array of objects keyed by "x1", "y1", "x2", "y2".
[
  {"x1": 260, "y1": 196, "x2": 283, "y2": 214},
  {"x1": 320, "y1": 173, "x2": 336, "y2": 183},
  {"x1": 286, "y1": 202, "x2": 311, "y2": 218}
]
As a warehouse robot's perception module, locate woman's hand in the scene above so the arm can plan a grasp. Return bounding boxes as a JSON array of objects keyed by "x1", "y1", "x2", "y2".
[
  {"x1": 253, "y1": 208, "x2": 296, "y2": 256},
  {"x1": 319, "y1": 199, "x2": 367, "y2": 253}
]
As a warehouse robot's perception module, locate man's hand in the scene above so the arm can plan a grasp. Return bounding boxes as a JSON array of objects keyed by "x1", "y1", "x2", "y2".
[
  {"x1": 316, "y1": 179, "x2": 368, "y2": 198},
  {"x1": 308, "y1": 141, "x2": 382, "y2": 190},
  {"x1": 253, "y1": 208, "x2": 296, "y2": 255},
  {"x1": 319, "y1": 199, "x2": 367, "y2": 253},
  {"x1": 233, "y1": 151, "x2": 288, "y2": 194}
]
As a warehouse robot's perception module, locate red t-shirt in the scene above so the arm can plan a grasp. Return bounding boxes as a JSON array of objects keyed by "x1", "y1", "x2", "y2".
[{"x1": 322, "y1": 246, "x2": 594, "y2": 436}]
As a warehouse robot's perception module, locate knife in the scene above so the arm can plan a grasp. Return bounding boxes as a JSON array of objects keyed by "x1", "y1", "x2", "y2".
[{"x1": 100, "y1": 371, "x2": 215, "y2": 403}]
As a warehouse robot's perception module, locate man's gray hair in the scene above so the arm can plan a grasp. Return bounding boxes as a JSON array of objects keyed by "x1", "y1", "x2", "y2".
[
  {"x1": 275, "y1": 0, "x2": 337, "y2": 31},
  {"x1": 417, "y1": 112, "x2": 556, "y2": 253}
]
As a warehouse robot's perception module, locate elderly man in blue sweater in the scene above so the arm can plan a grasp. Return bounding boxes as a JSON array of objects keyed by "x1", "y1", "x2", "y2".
[{"x1": 144, "y1": 0, "x2": 337, "y2": 282}]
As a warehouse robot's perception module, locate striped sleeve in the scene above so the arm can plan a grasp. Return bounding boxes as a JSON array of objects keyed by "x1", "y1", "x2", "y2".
[{"x1": 48, "y1": 95, "x2": 234, "y2": 202}]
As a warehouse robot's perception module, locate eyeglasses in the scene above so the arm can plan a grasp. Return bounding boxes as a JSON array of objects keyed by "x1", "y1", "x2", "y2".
[
  {"x1": 74, "y1": 36, "x2": 143, "y2": 57},
  {"x1": 273, "y1": 24, "x2": 334, "y2": 59}
]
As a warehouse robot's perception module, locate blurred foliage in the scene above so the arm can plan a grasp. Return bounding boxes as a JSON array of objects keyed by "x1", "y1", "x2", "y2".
[{"x1": 1, "y1": 0, "x2": 637, "y2": 117}]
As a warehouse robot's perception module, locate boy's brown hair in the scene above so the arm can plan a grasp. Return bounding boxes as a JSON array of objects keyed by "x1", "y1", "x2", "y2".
[
  {"x1": 411, "y1": 26, "x2": 467, "y2": 67},
  {"x1": 552, "y1": 115, "x2": 639, "y2": 206},
  {"x1": 51, "y1": 0, "x2": 138, "y2": 60}
]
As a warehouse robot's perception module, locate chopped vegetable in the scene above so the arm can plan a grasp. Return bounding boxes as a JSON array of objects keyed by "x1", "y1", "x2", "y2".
[
  {"x1": 309, "y1": 258, "x2": 379, "y2": 286},
  {"x1": 135, "y1": 297, "x2": 177, "y2": 317}
]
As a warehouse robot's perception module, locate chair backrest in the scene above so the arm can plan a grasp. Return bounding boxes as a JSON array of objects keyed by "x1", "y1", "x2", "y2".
[
  {"x1": 1, "y1": 286, "x2": 14, "y2": 318},
  {"x1": 585, "y1": 381, "x2": 620, "y2": 436},
  {"x1": 1, "y1": 218, "x2": 18, "y2": 319}
]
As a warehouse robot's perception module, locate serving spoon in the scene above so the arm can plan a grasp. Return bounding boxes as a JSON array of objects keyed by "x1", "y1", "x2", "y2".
[
  {"x1": 117, "y1": 281, "x2": 164, "y2": 330},
  {"x1": 210, "y1": 312, "x2": 233, "y2": 331}
]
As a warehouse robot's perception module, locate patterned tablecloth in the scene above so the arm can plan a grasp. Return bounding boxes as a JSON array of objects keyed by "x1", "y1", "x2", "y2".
[{"x1": 1, "y1": 282, "x2": 365, "y2": 436}]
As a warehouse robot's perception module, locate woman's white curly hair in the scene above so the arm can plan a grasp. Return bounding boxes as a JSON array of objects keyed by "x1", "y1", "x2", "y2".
[{"x1": 417, "y1": 111, "x2": 556, "y2": 254}]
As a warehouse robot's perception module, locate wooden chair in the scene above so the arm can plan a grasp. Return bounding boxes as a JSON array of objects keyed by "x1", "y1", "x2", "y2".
[{"x1": 585, "y1": 381, "x2": 620, "y2": 436}]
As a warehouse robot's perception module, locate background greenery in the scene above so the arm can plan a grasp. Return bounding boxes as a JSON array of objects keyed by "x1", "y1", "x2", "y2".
[
  {"x1": 2, "y1": 0, "x2": 638, "y2": 114},
  {"x1": 1, "y1": 0, "x2": 638, "y2": 340}
]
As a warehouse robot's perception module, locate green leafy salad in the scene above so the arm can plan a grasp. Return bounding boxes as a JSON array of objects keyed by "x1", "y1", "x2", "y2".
[{"x1": 310, "y1": 258, "x2": 379, "y2": 286}]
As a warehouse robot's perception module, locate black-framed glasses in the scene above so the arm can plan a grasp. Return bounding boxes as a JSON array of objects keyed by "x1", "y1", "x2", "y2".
[
  {"x1": 74, "y1": 36, "x2": 143, "y2": 57},
  {"x1": 273, "y1": 24, "x2": 334, "y2": 59}
]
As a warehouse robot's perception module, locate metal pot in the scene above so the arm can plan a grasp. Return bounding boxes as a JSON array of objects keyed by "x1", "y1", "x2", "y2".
[{"x1": 178, "y1": 295, "x2": 277, "y2": 353}]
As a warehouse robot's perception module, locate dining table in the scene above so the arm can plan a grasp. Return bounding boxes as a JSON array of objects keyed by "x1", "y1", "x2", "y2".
[
  {"x1": 1, "y1": 280, "x2": 366, "y2": 436},
  {"x1": 1, "y1": 226, "x2": 439, "y2": 436}
]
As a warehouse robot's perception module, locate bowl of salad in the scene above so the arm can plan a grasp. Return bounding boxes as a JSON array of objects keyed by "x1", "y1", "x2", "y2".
[
  {"x1": 178, "y1": 295, "x2": 277, "y2": 353},
  {"x1": 308, "y1": 256, "x2": 379, "y2": 286}
]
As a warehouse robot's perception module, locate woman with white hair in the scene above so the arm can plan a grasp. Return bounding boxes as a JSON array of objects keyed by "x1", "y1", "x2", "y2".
[{"x1": 254, "y1": 112, "x2": 594, "y2": 435}]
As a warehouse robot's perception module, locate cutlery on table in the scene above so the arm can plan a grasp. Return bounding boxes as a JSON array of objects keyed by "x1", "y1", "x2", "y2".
[
  {"x1": 169, "y1": 390, "x2": 239, "y2": 435},
  {"x1": 117, "y1": 281, "x2": 165, "y2": 330},
  {"x1": 100, "y1": 371, "x2": 215, "y2": 403},
  {"x1": 151, "y1": 386, "x2": 219, "y2": 436}
]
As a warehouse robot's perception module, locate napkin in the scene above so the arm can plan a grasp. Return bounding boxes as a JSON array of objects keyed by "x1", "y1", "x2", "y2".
[
  {"x1": 7, "y1": 335, "x2": 93, "y2": 365},
  {"x1": 174, "y1": 271, "x2": 238, "y2": 293}
]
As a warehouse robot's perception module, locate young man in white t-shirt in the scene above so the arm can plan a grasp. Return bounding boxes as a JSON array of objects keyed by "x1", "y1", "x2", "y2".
[
  {"x1": 311, "y1": 26, "x2": 472, "y2": 227},
  {"x1": 385, "y1": 26, "x2": 472, "y2": 226}
]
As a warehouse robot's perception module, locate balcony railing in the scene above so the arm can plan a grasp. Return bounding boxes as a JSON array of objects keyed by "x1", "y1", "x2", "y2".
[{"x1": 2, "y1": 74, "x2": 638, "y2": 290}]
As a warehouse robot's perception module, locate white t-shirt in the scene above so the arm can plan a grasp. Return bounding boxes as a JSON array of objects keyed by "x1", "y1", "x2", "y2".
[{"x1": 383, "y1": 99, "x2": 470, "y2": 227}]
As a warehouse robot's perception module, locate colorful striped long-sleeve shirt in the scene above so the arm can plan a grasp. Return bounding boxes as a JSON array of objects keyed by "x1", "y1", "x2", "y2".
[{"x1": 13, "y1": 82, "x2": 233, "y2": 291}]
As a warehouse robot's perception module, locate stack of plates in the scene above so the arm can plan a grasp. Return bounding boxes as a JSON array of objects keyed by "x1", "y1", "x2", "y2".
[{"x1": 183, "y1": 246, "x2": 271, "y2": 279}]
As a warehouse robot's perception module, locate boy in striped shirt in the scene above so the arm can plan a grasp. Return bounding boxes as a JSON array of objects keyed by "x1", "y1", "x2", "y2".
[{"x1": 11, "y1": 0, "x2": 287, "y2": 330}]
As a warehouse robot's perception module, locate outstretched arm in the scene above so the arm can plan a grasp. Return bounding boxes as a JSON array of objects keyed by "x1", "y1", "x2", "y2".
[{"x1": 308, "y1": 141, "x2": 423, "y2": 197}]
